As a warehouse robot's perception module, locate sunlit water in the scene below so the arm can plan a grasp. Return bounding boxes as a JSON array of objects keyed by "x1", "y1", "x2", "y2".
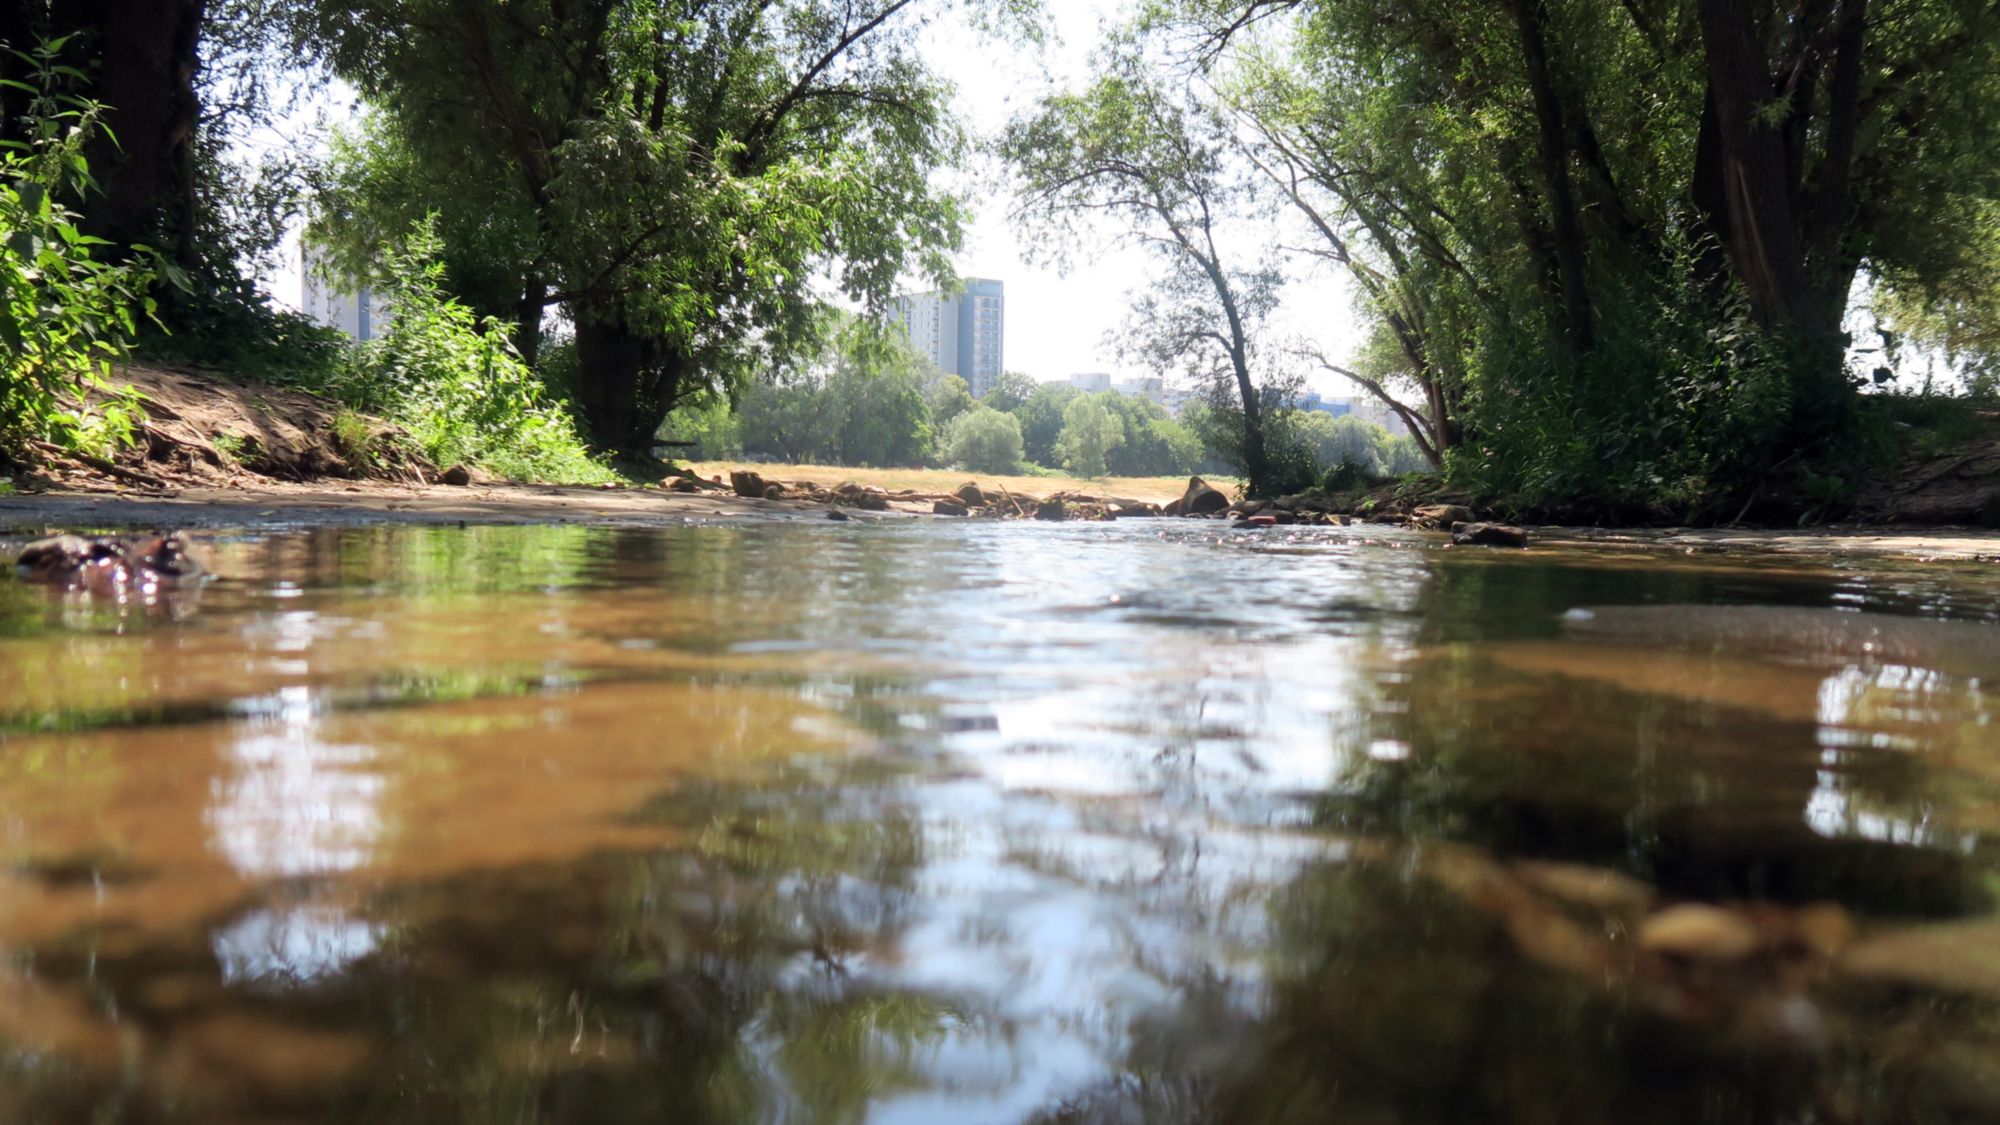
[{"x1": 0, "y1": 520, "x2": 1998, "y2": 1123}]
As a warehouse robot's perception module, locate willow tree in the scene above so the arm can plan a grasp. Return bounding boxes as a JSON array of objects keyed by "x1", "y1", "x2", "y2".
[
  {"x1": 296, "y1": 0, "x2": 996, "y2": 453},
  {"x1": 1170, "y1": 0, "x2": 2000, "y2": 510},
  {"x1": 1003, "y1": 54, "x2": 1284, "y2": 494}
]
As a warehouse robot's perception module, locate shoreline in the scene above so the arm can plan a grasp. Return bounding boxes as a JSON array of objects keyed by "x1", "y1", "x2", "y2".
[{"x1": 2, "y1": 481, "x2": 1997, "y2": 563}]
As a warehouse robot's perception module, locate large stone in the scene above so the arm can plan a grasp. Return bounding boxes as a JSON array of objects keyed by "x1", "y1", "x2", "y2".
[
  {"x1": 1179, "y1": 476, "x2": 1229, "y2": 516},
  {"x1": 933, "y1": 499, "x2": 969, "y2": 516},
  {"x1": 1453, "y1": 522, "x2": 1529, "y2": 548},
  {"x1": 1413, "y1": 503, "x2": 1475, "y2": 529},
  {"x1": 729, "y1": 470, "x2": 767, "y2": 498},
  {"x1": 835, "y1": 482, "x2": 889, "y2": 510}
]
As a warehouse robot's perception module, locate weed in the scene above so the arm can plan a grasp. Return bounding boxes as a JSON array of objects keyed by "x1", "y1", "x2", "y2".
[{"x1": 330, "y1": 408, "x2": 377, "y2": 472}]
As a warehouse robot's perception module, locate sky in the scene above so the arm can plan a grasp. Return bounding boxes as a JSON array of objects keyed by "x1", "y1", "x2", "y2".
[{"x1": 263, "y1": 0, "x2": 1367, "y2": 395}]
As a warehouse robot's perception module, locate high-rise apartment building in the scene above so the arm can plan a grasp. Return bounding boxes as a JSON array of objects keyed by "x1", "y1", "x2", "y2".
[
  {"x1": 892, "y1": 278, "x2": 1005, "y2": 398},
  {"x1": 301, "y1": 245, "x2": 392, "y2": 342}
]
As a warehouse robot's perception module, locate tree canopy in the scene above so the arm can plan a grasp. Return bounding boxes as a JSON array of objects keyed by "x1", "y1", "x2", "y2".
[{"x1": 293, "y1": 0, "x2": 991, "y2": 452}]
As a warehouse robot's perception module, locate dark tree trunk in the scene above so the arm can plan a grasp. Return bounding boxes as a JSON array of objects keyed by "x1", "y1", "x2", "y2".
[
  {"x1": 1690, "y1": 87, "x2": 1734, "y2": 293},
  {"x1": 515, "y1": 273, "x2": 548, "y2": 367},
  {"x1": 0, "y1": 4, "x2": 35, "y2": 146},
  {"x1": 1695, "y1": 0, "x2": 1818, "y2": 332},
  {"x1": 573, "y1": 315, "x2": 684, "y2": 454},
  {"x1": 68, "y1": 0, "x2": 207, "y2": 262},
  {"x1": 1510, "y1": 0, "x2": 1594, "y2": 351},
  {"x1": 1697, "y1": 0, "x2": 1868, "y2": 433}
]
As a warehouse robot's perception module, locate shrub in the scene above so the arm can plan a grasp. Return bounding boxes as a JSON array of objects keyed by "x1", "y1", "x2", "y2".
[
  {"x1": 943, "y1": 406, "x2": 1024, "y2": 474},
  {"x1": 0, "y1": 43, "x2": 157, "y2": 458},
  {"x1": 330, "y1": 220, "x2": 611, "y2": 483}
]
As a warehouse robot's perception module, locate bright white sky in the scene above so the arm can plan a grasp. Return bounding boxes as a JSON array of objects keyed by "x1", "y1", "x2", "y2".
[{"x1": 264, "y1": 0, "x2": 1366, "y2": 394}]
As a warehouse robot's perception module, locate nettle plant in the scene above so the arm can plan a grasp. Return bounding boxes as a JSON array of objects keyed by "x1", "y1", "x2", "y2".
[{"x1": 0, "y1": 39, "x2": 157, "y2": 458}]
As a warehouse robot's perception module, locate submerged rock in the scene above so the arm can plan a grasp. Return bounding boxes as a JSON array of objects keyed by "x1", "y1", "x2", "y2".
[
  {"x1": 1452, "y1": 522, "x2": 1529, "y2": 548},
  {"x1": 16, "y1": 533, "x2": 207, "y2": 593}
]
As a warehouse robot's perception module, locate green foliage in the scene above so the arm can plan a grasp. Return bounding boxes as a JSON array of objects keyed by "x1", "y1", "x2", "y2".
[
  {"x1": 1150, "y1": 0, "x2": 2000, "y2": 516},
  {"x1": 328, "y1": 408, "x2": 376, "y2": 471},
  {"x1": 736, "y1": 317, "x2": 934, "y2": 467},
  {"x1": 1009, "y1": 381, "x2": 1080, "y2": 466},
  {"x1": 927, "y1": 374, "x2": 976, "y2": 430},
  {"x1": 293, "y1": 0, "x2": 987, "y2": 449},
  {"x1": 941, "y1": 405, "x2": 1024, "y2": 474},
  {"x1": 1056, "y1": 393, "x2": 1123, "y2": 477},
  {"x1": 333, "y1": 221, "x2": 610, "y2": 482},
  {"x1": 983, "y1": 370, "x2": 1037, "y2": 413},
  {"x1": 0, "y1": 47, "x2": 157, "y2": 457},
  {"x1": 657, "y1": 393, "x2": 743, "y2": 461},
  {"x1": 1096, "y1": 392, "x2": 1201, "y2": 476}
]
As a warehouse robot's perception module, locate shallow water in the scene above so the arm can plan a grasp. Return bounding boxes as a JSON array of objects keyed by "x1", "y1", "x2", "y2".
[{"x1": 1, "y1": 520, "x2": 1998, "y2": 1123}]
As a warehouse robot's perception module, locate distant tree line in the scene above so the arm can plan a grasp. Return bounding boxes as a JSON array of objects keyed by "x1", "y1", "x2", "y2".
[{"x1": 660, "y1": 324, "x2": 1421, "y2": 482}]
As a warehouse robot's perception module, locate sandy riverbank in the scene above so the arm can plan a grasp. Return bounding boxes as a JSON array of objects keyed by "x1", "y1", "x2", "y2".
[{"x1": 4, "y1": 480, "x2": 1998, "y2": 563}]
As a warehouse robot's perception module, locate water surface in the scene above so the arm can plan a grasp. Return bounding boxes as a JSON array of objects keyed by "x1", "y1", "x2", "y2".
[{"x1": 1, "y1": 520, "x2": 1998, "y2": 1123}]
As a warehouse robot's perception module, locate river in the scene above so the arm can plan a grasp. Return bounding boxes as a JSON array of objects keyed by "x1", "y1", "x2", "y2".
[{"x1": 1, "y1": 519, "x2": 1997, "y2": 1123}]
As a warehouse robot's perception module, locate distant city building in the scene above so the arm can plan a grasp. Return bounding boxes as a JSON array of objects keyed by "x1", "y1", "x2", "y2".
[
  {"x1": 1348, "y1": 394, "x2": 1412, "y2": 436},
  {"x1": 1068, "y1": 371, "x2": 1112, "y2": 393},
  {"x1": 1295, "y1": 391, "x2": 1351, "y2": 416},
  {"x1": 1114, "y1": 376, "x2": 1165, "y2": 405},
  {"x1": 300, "y1": 245, "x2": 391, "y2": 342},
  {"x1": 892, "y1": 278, "x2": 1005, "y2": 398}
]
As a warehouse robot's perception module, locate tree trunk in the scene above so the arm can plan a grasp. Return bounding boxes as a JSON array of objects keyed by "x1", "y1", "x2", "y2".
[
  {"x1": 1510, "y1": 0, "x2": 1594, "y2": 351},
  {"x1": 1234, "y1": 351, "x2": 1269, "y2": 496},
  {"x1": 515, "y1": 274, "x2": 548, "y2": 367},
  {"x1": 1695, "y1": 0, "x2": 1818, "y2": 332},
  {"x1": 0, "y1": 5, "x2": 35, "y2": 148},
  {"x1": 1697, "y1": 0, "x2": 1864, "y2": 434},
  {"x1": 573, "y1": 314, "x2": 686, "y2": 455},
  {"x1": 69, "y1": 0, "x2": 207, "y2": 261}
]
